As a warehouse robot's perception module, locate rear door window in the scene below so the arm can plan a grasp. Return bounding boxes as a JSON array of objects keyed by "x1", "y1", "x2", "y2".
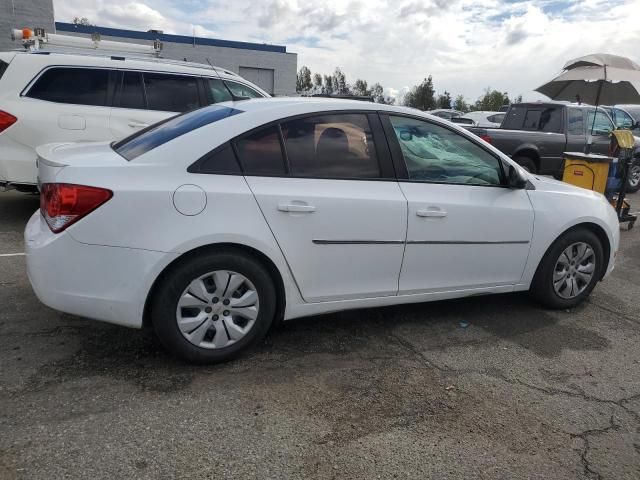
[
  {"x1": 234, "y1": 125, "x2": 286, "y2": 175},
  {"x1": 118, "y1": 71, "x2": 145, "y2": 109},
  {"x1": 567, "y1": 108, "x2": 584, "y2": 135},
  {"x1": 143, "y1": 73, "x2": 200, "y2": 112},
  {"x1": 27, "y1": 67, "x2": 110, "y2": 106},
  {"x1": 280, "y1": 114, "x2": 381, "y2": 179}
]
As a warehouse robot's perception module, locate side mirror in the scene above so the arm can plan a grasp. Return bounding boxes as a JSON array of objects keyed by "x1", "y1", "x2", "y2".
[{"x1": 507, "y1": 164, "x2": 527, "y2": 189}]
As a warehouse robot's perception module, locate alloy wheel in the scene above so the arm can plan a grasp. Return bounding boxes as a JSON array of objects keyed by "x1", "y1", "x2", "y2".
[
  {"x1": 176, "y1": 270, "x2": 259, "y2": 349},
  {"x1": 552, "y1": 242, "x2": 596, "y2": 299},
  {"x1": 629, "y1": 164, "x2": 640, "y2": 188}
]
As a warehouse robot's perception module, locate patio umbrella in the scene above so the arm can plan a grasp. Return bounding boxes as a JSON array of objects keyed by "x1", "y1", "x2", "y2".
[
  {"x1": 536, "y1": 53, "x2": 640, "y2": 151},
  {"x1": 535, "y1": 53, "x2": 640, "y2": 105}
]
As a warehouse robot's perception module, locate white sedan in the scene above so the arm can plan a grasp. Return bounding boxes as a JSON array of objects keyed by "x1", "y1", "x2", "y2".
[{"x1": 26, "y1": 98, "x2": 620, "y2": 363}]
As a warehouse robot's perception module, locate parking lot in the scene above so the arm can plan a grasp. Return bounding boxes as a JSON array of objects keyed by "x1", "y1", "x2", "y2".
[{"x1": 0, "y1": 190, "x2": 639, "y2": 479}]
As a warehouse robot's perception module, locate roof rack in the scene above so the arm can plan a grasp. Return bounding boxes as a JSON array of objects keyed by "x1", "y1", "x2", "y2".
[
  {"x1": 11, "y1": 27, "x2": 162, "y2": 56},
  {"x1": 10, "y1": 27, "x2": 241, "y2": 77}
]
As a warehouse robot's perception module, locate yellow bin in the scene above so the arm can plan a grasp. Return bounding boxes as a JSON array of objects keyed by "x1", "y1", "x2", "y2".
[{"x1": 562, "y1": 152, "x2": 613, "y2": 194}]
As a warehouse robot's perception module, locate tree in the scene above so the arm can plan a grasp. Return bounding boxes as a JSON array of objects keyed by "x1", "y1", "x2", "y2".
[
  {"x1": 312, "y1": 73, "x2": 323, "y2": 94},
  {"x1": 332, "y1": 67, "x2": 349, "y2": 95},
  {"x1": 513, "y1": 94, "x2": 523, "y2": 104},
  {"x1": 352, "y1": 79, "x2": 370, "y2": 96},
  {"x1": 296, "y1": 66, "x2": 313, "y2": 93},
  {"x1": 323, "y1": 75, "x2": 334, "y2": 95},
  {"x1": 371, "y1": 83, "x2": 387, "y2": 103},
  {"x1": 436, "y1": 91, "x2": 452, "y2": 109},
  {"x1": 403, "y1": 76, "x2": 436, "y2": 111},
  {"x1": 474, "y1": 88, "x2": 510, "y2": 111},
  {"x1": 72, "y1": 17, "x2": 92, "y2": 26},
  {"x1": 453, "y1": 94, "x2": 469, "y2": 112}
]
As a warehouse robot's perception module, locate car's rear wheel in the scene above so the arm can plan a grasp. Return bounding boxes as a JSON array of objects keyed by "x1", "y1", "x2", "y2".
[
  {"x1": 627, "y1": 159, "x2": 640, "y2": 193},
  {"x1": 530, "y1": 228, "x2": 604, "y2": 309},
  {"x1": 151, "y1": 250, "x2": 276, "y2": 363}
]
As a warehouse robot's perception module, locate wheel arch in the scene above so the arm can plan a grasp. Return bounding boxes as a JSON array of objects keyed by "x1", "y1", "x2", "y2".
[
  {"x1": 513, "y1": 147, "x2": 540, "y2": 171},
  {"x1": 142, "y1": 242, "x2": 287, "y2": 329},
  {"x1": 535, "y1": 221, "x2": 611, "y2": 281}
]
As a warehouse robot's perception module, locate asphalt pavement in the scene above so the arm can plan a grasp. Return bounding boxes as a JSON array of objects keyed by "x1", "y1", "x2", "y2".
[{"x1": 1, "y1": 190, "x2": 639, "y2": 479}]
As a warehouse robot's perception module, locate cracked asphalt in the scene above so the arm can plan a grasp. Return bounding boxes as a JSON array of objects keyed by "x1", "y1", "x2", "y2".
[{"x1": 1, "y1": 190, "x2": 639, "y2": 479}]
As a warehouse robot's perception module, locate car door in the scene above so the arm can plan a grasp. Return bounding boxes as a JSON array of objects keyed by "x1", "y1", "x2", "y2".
[
  {"x1": 586, "y1": 108, "x2": 615, "y2": 156},
  {"x1": 382, "y1": 114, "x2": 534, "y2": 294},
  {"x1": 241, "y1": 112, "x2": 407, "y2": 303},
  {"x1": 109, "y1": 71, "x2": 202, "y2": 138}
]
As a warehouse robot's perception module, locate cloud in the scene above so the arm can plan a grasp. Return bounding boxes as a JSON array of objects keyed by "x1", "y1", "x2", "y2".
[{"x1": 53, "y1": 0, "x2": 640, "y2": 103}]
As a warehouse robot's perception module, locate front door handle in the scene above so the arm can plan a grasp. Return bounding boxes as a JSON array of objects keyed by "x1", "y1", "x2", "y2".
[
  {"x1": 128, "y1": 121, "x2": 149, "y2": 128},
  {"x1": 417, "y1": 208, "x2": 447, "y2": 218},
  {"x1": 278, "y1": 203, "x2": 316, "y2": 213}
]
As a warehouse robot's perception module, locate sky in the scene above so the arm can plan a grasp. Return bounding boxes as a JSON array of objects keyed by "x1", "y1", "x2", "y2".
[{"x1": 53, "y1": 0, "x2": 640, "y2": 103}]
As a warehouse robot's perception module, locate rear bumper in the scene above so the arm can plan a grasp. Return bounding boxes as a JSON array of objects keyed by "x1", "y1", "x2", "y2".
[{"x1": 25, "y1": 211, "x2": 178, "y2": 328}]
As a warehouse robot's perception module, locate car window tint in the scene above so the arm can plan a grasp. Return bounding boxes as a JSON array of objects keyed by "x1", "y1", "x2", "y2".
[
  {"x1": 225, "y1": 81, "x2": 262, "y2": 99},
  {"x1": 567, "y1": 108, "x2": 584, "y2": 135},
  {"x1": 586, "y1": 110, "x2": 613, "y2": 135},
  {"x1": 113, "y1": 105, "x2": 242, "y2": 161},
  {"x1": 522, "y1": 108, "x2": 562, "y2": 132},
  {"x1": 190, "y1": 142, "x2": 241, "y2": 174},
  {"x1": 118, "y1": 71, "x2": 145, "y2": 109},
  {"x1": 281, "y1": 114, "x2": 380, "y2": 179},
  {"x1": 27, "y1": 67, "x2": 109, "y2": 106},
  {"x1": 143, "y1": 73, "x2": 200, "y2": 112},
  {"x1": 206, "y1": 78, "x2": 233, "y2": 103},
  {"x1": 0, "y1": 61, "x2": 8, "y2": 80},
  {"x1": 613, "y1": 108, "x2": 634, "y2": 129},
  {"x1": 390, "y1": 116, "x2": 503, "y2": 186},
  {"x1": 234, "y1": 125, "x2": 286, "y2": 175}
]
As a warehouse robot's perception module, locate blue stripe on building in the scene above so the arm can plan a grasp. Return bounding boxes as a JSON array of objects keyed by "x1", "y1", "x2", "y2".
[{"x1": 55, "y1": 22, "x2": 287, "y2": 54}]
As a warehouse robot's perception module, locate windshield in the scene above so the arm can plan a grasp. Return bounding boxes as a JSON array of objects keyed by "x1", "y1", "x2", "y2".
[{"x1": 113, "y1": 105, "x2": 243, "y2": 161}]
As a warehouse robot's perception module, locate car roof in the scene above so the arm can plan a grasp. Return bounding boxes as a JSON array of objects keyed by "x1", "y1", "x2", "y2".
[{"x1": 7, "y1": 50, "x2": 242, "y2": 79}]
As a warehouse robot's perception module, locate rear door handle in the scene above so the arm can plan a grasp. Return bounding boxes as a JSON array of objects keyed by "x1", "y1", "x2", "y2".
[
  {"x1": 417, "y1": 208, "x2": 447, "y2": 218},
  {"x1": 278, "y1": 203, "x2": 316, "y2": 213},
  {"x1": 128, "y1": 121, "x2": 149, "y2": 128}
]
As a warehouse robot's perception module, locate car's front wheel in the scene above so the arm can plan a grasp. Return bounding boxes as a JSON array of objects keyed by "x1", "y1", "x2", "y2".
[
  {"x1": 151, "y1": 250, "x2": 276, "y2": 363},
  {"x1": 530, "y1": 228, "x2": 604, "y2": 309}
]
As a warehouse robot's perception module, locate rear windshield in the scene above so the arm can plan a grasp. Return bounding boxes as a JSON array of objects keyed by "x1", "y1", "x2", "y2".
[
  {"x1": 113, "y1": 105, "x2": 243, "y2": 161},
  {"x1": 502, "y1": 105, "x2": 563, "y2": 133},
  {"x1": 0, "y1": 61, "x2": 8, "y2": 81}
]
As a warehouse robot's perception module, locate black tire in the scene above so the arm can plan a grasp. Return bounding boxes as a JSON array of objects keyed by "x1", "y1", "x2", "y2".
[
  {"x1": 151, "y1": 249, "x2": 276, "y2": 364},
  {"x1": 513, "y1": 156, "x2": 537, "y2": 174},
  {"x1": 626, "y1": 158, "x2": 640, "y2": 193},
  {"x1": 529, "y1": 228, "x2": 604, "y2": 309}
]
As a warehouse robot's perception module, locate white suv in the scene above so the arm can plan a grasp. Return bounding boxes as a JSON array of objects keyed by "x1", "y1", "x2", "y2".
[{"x1": 0, "y1": 50, "x2": 269, "y2": 191}]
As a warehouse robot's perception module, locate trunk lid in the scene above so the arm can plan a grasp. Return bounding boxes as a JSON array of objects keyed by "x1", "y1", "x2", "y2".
[{"x1": 36, "y1": 141, "x2": 127, "y2": 185}]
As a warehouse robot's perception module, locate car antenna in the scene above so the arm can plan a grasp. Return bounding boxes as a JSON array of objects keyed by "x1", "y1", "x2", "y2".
[{"x1": 206, "y1": 57, "x2": 243, "y2": 102}]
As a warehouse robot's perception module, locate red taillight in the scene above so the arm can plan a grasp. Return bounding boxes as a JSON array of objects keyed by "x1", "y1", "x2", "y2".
[
  {"x1": 40, "y1": 183, "x2": 112, "y2": 233},
  {"x1": 479, "y1": 134, "x2": 492, "y2": 144},
  {"x1": 0, "y1": 111, "x2": 17, "y2": 133}
]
